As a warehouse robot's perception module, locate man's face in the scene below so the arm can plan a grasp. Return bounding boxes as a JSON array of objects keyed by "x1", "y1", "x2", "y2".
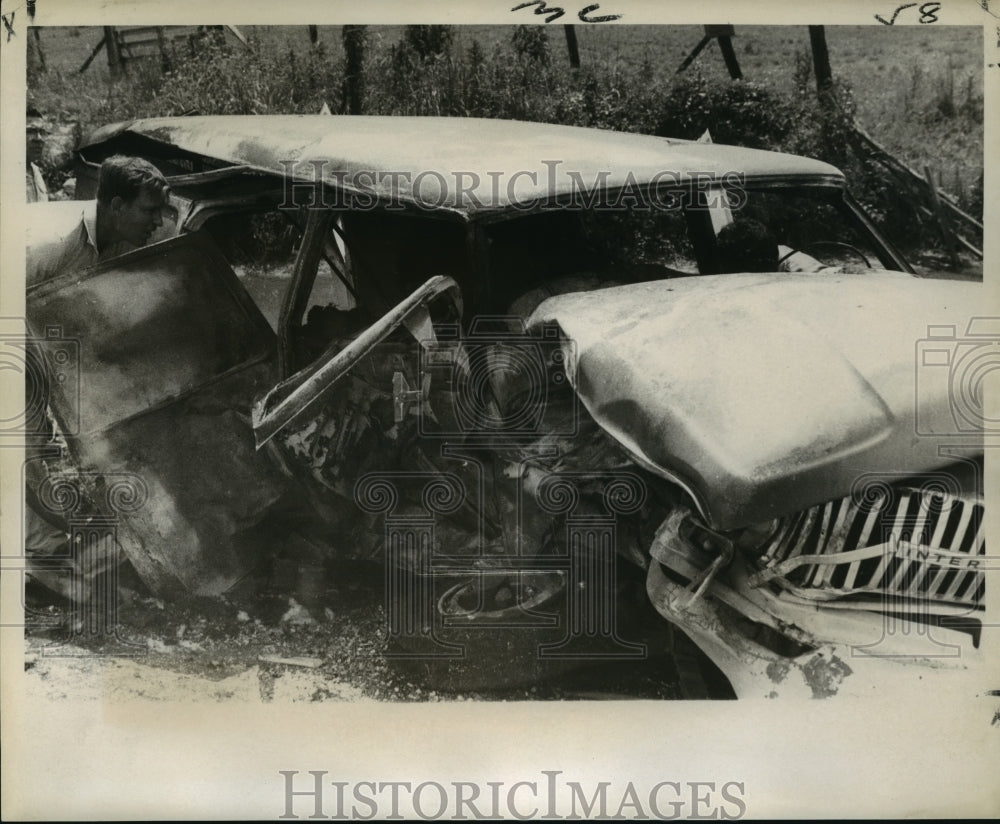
[{"x1": 111, "y1": 188, "x2": 168, "y2": 247}]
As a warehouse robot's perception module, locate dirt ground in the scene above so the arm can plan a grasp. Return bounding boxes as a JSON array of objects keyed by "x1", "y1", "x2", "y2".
[{"x1": 23, "y1": 558, "x2": 726, "y2": 703}]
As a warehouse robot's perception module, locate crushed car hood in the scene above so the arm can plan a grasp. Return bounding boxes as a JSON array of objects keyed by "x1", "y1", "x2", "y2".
[{"x1": 528, "y1": 272, "x2": 984, "y2": 530}]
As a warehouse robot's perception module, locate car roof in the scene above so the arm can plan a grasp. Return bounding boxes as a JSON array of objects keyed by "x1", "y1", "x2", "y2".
[{"x1": 83, "y1": 115, "x2": 845, "y2": 219}]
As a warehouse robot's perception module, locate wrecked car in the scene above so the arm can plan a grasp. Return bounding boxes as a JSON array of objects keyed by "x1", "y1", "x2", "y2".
[{"x1": 26, "y1": 115, "x2": 986, "y2": 698}]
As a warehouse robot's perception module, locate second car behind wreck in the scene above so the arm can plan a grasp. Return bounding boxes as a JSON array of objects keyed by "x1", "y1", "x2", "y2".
[{"x1": 26, "y1": 115, "x2": 987, "y2": 698}]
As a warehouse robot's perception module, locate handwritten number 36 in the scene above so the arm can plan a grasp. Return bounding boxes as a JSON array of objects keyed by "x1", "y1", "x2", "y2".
[{"x1": 511, "y1": 2, "x2": 623, "y2": 24}]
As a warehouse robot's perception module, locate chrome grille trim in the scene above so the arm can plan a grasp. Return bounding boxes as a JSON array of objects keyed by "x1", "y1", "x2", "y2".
[{"x1": 749, "y1": 486, "x2": 985, "y2": 610}]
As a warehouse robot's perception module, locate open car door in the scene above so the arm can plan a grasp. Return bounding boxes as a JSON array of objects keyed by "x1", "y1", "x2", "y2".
[{"x1": 27, "y1": 232, "x2": 292, "y2": 596}]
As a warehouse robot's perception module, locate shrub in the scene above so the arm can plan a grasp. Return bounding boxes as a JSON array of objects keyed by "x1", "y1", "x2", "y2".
[
  {"x1": 654, "y1": 73, "x2": 800, "y2": 147},
  {"x1": 511, "y1": 26, "x2": 550, "y2": 66}
]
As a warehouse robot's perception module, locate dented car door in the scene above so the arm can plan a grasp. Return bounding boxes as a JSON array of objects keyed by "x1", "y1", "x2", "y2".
[{"x1": 27, "y1": 233, "x2": 292, "y2": 597}]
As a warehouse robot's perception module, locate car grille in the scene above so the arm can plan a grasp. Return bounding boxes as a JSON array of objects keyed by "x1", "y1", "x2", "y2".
[{"x1": 748, "y1": 485, "x2": 985, "y2": 611}]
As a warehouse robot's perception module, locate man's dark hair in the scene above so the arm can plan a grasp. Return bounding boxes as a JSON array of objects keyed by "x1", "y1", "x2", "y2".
[
  {"x1": 96, "y1": 155, "x2": 169, "y2": 205},
  {"x1": 715, "y1": 219, "x2": 779, "y2": 273}
]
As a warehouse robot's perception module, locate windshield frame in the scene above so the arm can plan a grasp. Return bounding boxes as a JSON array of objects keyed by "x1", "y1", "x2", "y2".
[{"x1": 710, "y1": 180, "x2": 914, "y2": 274}]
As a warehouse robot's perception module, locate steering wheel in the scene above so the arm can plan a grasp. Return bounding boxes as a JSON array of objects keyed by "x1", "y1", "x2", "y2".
[{"x1": 778, "y1": 240, "x2": 872, "y2": 270}]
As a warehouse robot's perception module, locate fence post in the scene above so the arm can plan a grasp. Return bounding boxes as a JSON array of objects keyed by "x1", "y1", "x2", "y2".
[
  {"x1": 808, "y1": 25, "x2": 833, "y2": 101},
  {"x1": 924, "y1": 165, "x2": 962, "y2": 269},
  {"x1": 342, "y1": 25, "x2": 367, "y2": 115},
  {"x1": 78, "y1": 32, "x2": 107, "y2": 74},
  {"x1": 28, "y1": 27, "x2": 47, "y2": 73},
  {"x1": 713, "y1": 29, "x2": 743, "y2": 79},
  {"x1": 678, "y1": 26, "x2": 742, "y2": 79},
  {"x1": 104, "y1": 26, "x2": 122, "y2": 79},
  {"x1": 564, "y1": 24, "x2": 580, "y2": 68}
]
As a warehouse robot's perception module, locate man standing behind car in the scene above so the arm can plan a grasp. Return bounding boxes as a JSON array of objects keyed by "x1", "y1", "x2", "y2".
[{"x1": 27, "y1": 154, "x2": 169, "y2": 288}]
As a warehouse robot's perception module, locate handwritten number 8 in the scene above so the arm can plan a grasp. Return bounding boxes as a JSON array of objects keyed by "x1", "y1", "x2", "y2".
[{"x1": 919, "y1": 2, "x2": 941, "y2": 23}]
